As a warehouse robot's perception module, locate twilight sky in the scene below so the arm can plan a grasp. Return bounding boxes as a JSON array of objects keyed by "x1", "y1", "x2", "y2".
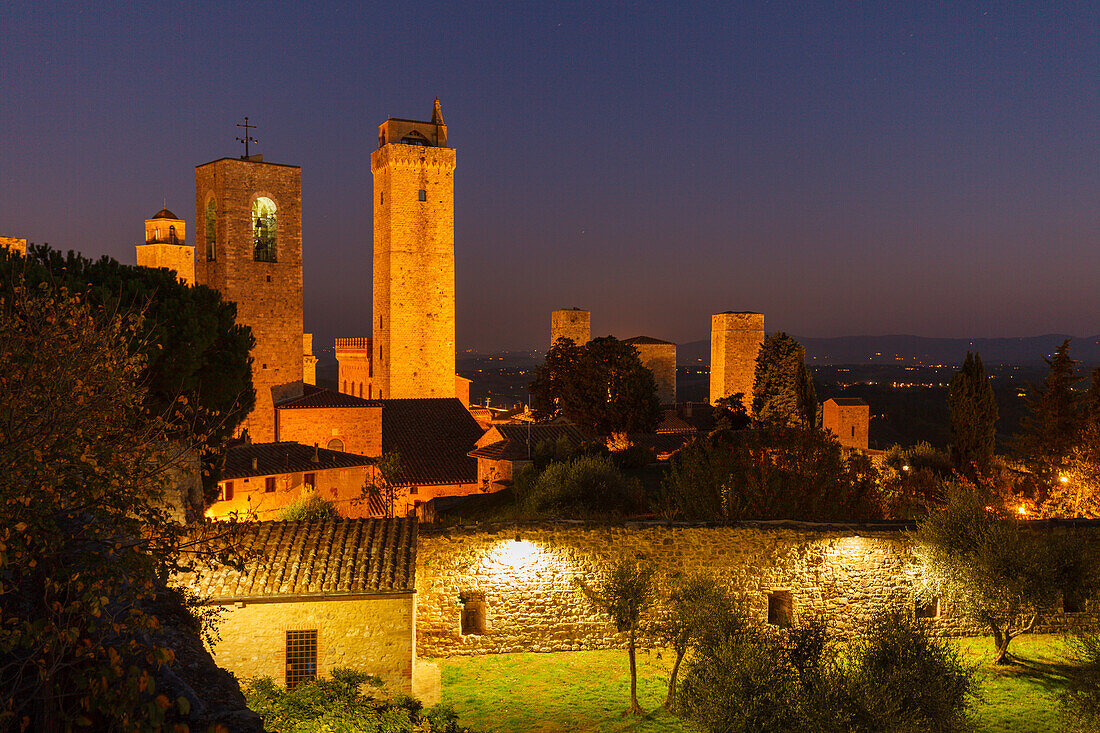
[{"x1": 1, "y1": 1, "x2": 1097, "y2": 355}]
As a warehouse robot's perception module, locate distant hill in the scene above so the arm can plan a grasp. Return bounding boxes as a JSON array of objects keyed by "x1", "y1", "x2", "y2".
[{"x1": 677, "y1": 335, "x2": 1100, "y2": 367}]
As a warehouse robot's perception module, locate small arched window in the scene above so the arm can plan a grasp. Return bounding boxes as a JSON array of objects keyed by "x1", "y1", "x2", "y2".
[
  {"x1": 399, "y1": 130, "x2": 431, "y2": 146},
  {"x1": 327, "y1": 438, "x2": 344, "y2": 452},
  {"x1": 205, "y1": 198, "x2": 216, "y2": 261},
  {"x1": 252, "y1": 196, "x2": 277, "y2": 262},
  {"x1": 168, "y1": 225, "x2": 177, "y2": 244}
]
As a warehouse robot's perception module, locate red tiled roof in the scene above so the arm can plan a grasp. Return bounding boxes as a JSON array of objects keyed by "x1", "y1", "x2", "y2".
[
  {"x1": 470, "y1": 424, "x2": 587, "y2": 461},
  {"x1": 277, "y1": 383, "x2": 381, "y2": 409},
  {"x1": 222, "y1": 441, "x2": 373, "y2": 480},
  {"x1": 179, "y1": 518, "x2": 416, "y2": 600},
  {"x1": 380, "y1": 398, "x2": 483, "y2": 486}
]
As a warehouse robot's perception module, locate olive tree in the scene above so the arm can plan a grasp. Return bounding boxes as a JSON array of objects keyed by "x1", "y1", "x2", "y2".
[{"x1": 654, "y1": 575, "x2": 732, "y2": 709}]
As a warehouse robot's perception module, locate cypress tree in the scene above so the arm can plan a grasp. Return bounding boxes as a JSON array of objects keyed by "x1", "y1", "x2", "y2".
[
  {"x1": 947, "y1": 351, "x2": 998, "y2": 475},
  {"x1": 752, "y1": 332, "x2": 817, "y2": 428},
  {"x1": 1013, "y1": 339, "x2": 1081, "y2": 482}
]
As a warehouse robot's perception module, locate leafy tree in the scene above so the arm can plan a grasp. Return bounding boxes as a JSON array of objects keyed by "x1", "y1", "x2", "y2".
[
  {"x1": 654, "y1": 576, "x2": 732, "y2": 710},
  {"x1": 529, "y1": 336, "x2": 661, "y2": 436},
  {"x1": 752, "y1": 332, "x2": 816, "y2": 428},
  {"x1": 661, "y1": 428, "x2": 881, "y2": 522},
  {"x1": 0, "y1": 283, "x2": 247, "y2": 729},
  {"x1": 360, "y1": 452, "x2": 406, "y2": 518},
  {"x1": 1060, "y1": 626, "x2": 1100, "y2": 732},
  {"x1": 916, "y1": 483, "x2": 1099, "y2": 663},
  {"x1": 243, "y1": 668, "x2": 472, "y2": 732},
  {"x1": 522, "y1": 454, "x2": 638, "y2": 518},
  {"x1": 877, "y1": 442, "x2": 953, "y2": 518},
  {"x1": 948, "y1": 351, "x2": 998, "y2": 476},
  {"x1": 279, "y1": 494, "x2": 340, "y2": 522},
  {"x1": 1, "y1": 245, "x2": 255, "y2": 502},
  {"x1": 1013, "y1": 339, "x2": 1082, "y2": 486},
  {"x1": 710, "y1": 393, "x2": 751, "y2": 434},
  {"x1": 575, "y1": 560, "x2": 656, "y2": 716}
]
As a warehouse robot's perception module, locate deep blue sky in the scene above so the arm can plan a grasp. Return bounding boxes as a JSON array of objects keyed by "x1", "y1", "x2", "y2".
[{"x1": 1, "y1": 2, "x2": 1097, "y2": 354}]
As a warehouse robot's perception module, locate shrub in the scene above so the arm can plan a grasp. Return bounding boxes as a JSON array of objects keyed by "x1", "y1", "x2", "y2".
[
  {"x1": 243, "y1": 669, "x2": 472, "y2": 732},
  {"x1": 523, "y1": 454, "x2": 637, "y2": 517},
  {"x1": 1061, "y1": 626, "x2": 1100, "y2": 732},
  {"x1": 279, "y1": 495, "x2": 340, "y2": 522}
]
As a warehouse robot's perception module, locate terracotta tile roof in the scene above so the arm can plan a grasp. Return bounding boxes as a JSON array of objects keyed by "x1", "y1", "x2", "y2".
[
  {"x1": 826, "y1": 397, "x2": 869, "y2": 406},
  {"x1": 179, "y1": 518, "x2": 417, "y2": 601},
  {"x1": 470, "y1": 424, "x2": 587, "y2": 461},
  {"x1": 623, "y1": 336, "x2": 674, "y2": 345},
  {"x1": 222, "y1": 441, "x2": 373, "y2": 480},
  {"x1": 657, "y1": 411, "x2": 697, "y2": 434},
  {"x1": 380, "y1": 398, "x2": 483, "y2": 486},
  {"x1": 277, "y1": 383, "x2": 381, "y2": 409}
]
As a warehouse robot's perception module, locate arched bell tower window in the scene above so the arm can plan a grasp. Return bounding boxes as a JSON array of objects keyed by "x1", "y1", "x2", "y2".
[
  {"x1": 399, "y1": 130, "x2": 431, "y2": 146},
  {"x1": 252, "y1": 196, "x2": 277, "y2": 262},
  {"x1": 168, "y1": 225, "x2": 177, "y2": 244},
  {"x1": 205, "y1": 197, "x2": 217, "y2": 261}
]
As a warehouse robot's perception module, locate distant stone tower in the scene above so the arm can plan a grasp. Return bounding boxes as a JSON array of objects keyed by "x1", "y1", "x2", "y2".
[
  {"x1": 195, "y1": 156, "x2": 303, "y2": 442},
  {"x1": 371, "y1": 100, "x2": 456, "y2": 399},
  {"x1": 335, "y1": 337, "x2": 373, "y2": 398},
  {"x1": 0, "y1": 237, "x2": 27, "y2": 256},
  {"x1": 302, "y1": 334, "x2": 318, "y2": 386},
  {"x1": 710, "y1": 312, "x2": 765, "y2": 412},
  {"x1": 551, "y1": 308, "x2": 591, "y2": 348},
  {"x1": 136, "y1": 208, "x2": 194, "y2": 284},
  {"x1": 624, "y1": 336, "x2": 677, "y2": 405}
]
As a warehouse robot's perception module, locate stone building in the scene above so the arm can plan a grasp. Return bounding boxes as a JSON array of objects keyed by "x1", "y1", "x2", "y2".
[
  {"x1": 303, "y1": 334, "x2": 317, "y2": 385},
  {"x1": 550, "y1": 308, "x2": 591, "y2": 348},
  {"x1": 623, "y1": 336, "x2": 676, "y2": 405},
  {"x1": 0, "y1": 236, "x2": 27, "y2": 255},
  {"x1": 710, "y1": 311, "x2": 765, "y2": 412},
  {"x1": 823, "y1": 397, "x2": 871, "y2": 451},
  {"x1": 180, "y1": 518, "x2": 420, "y2": 694},
  {"x1": 195, "y1": 156, "x2": 304, "y2": 443},
  {"x1": 372, "y1": 102, "x2": 456, "y2": 399},
  {"x1": 336, "y1": 337, "x2": 374, "y2": 398},
  {"x1": 469, "y1": 423, "x2": 585, "y2": 491},
  {"x1": 136, "y1": 207, "x2": 194, "y2": 284}
]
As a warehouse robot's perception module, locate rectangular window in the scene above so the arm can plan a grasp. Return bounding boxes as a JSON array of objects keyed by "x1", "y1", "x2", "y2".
[
  {"x1": 223, "y1": 481, "x2": 234, "y2": 501},
  {"x1": 767, "y1": 591, "x2": 793, "y2": 628},
  {"x1": 305, "y1": 472, "x2": 316, "y2": 489},
  {"x1": 915, "y1": 596, "x2": 940, "y2": 619},
  {"x1": 265, "y1": 476, "x2": 276, "y2": 493},
  {"x1": 460, "y1": 592, "x2": 486, "y2": 635},
  {"x1": 418, "y1": 189, "x2": 426, "y2": 201},
  {"x1": 380, "y1": 192, "x2": 384, "y2": 205},
  {"x1": 285, "y1": 630, "x2": 317, "y2": 688}
]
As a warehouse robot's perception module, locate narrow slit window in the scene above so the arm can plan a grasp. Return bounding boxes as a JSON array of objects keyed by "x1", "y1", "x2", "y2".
[{"x1": 418, "y1": 189, "x2": 426, "y2": 201}]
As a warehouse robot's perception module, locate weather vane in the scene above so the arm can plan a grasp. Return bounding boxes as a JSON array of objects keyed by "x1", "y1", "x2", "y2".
[{"x1": 236, "y1": 117, "x2": 257, "y2": 158}]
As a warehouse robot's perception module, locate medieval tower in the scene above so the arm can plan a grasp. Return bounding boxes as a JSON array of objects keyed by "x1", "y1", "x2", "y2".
[
  {"x1": 136, "y1": 207, "x2": 194, "y2": 284},
  {"x1": 371, "y1": 100, "x2": 456, "y2": 399},
  {"x1": 550, "y1": 308, "x2": 591, "y2": 347},
  {"x1": 710, "y1": 312, "x2": 765, "y2": 412},
  {"x1": 195, "y1": 156, "x2": 304, "y2": 442}
]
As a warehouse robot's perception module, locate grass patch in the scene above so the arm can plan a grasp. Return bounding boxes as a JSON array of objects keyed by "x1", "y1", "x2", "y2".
[{"x1": 432, "y1": 635, "x2": 1079, "y2": 733}]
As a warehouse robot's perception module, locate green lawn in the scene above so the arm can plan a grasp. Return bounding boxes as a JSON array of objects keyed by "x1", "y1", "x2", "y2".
[{"x1": 434, "y1": 635, "x2": 1080, "y2": 733}]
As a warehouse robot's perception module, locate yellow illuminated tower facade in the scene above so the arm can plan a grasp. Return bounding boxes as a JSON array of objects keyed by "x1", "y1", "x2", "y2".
[
  {"x1": 195, "y1": 155, "x2": 304, "y2": 442},
  {"x1": 371, "y1": 100, "x2": 456, "y2": 399}
]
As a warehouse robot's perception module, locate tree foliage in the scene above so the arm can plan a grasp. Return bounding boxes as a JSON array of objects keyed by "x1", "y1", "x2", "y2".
[
  {"x1": 521, "y1": 454, "x2": 639, "y2": 518},
  {"x1": 916, "y1": 483, "x2": 1099, "y2": 663},
  {"x1": 1013, "y1": 339, "x2": 1082, "y2": 485},
  {"x1": 654, "y1": 575, "x2": 733, "y2": 710},
  {"x1": 0, "y1": 283, "x2": 246, "y2": 729},
  {"x1": 360, "y1": 453, "x2": 406, "y2": 519},
  {"x1": 279, "y1": 495, "x2": 340, "y2": 522},
  {"x1": 752, "y1": 332, "x2": 816, "y2": 428},
  {"x1": 575, "y1": 560, "x2": 656, "y2": 716},
  {"x1": 948, "y1": 351, "x2": 998, "y2": 476},
  {"x1": 877, "y1": 442, "x2": 954, "y2": 519},
  {"x1": 529, "y1": 336, "x2": 661, "y2": 436},
  {"x1": 1, "y1": 245, "x2": 255, "y2": 501},
  {"x1": 243, "y1": 668, "x2": 472, "y2": 732},
  {"x1": 661, "y1": 428, "x2": 881, "y2": 522}
]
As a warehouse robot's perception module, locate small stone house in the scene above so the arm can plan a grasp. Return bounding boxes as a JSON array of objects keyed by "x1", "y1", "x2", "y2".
[
  {"x1": 469, "y1": 424, "x2": 586, "y2": 491},
  {"x1": 179, "y1": 518, "x2": 419, "y2": 693},
  {"x1": 822, "y1": 397, "x2": 871, "y2": 451}
]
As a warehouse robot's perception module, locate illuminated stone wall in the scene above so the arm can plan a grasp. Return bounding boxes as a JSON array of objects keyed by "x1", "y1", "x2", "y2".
[
  {"x1": 336, "y1": 337, "x2": 373, "y2": 398},
  {"x1": 207, "y1": 595, "x2": 415, "y2": 692},
  {"x1": 208, "y1": 465, "x2": 379, "y2": 520},
  {"x1": 550, "y1": 309, "x2": 590, "y2": 348},
  {"x1": 415, "y1": 522, "x2": 1095, "y2": 656},
  {"x1": 276, "y1": 404, "x2": 383, "y2": 458},
  {"x1": 629, "y1": 339, "x2": 677, "y2": 405},
  {"x1": 709, "y1": 312, "x2": 764, "y2": 411},
  {"x1": 135, "y1": 243, "x2": 196, "y2": 285},
  {"x1": 0, "y1": 236, "x2": 28, "y2": 255}
]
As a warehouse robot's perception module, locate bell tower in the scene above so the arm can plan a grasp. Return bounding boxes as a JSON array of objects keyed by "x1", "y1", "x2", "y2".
[
  {"x1": 371, "y1": 100, "x2": 456, "y2": 399},
  {"x1": 136, "y1": 207, "x2": 194, "y2": 284},
  {"x1": 194, "y1": 153, "x2": 303, "y2": 442}
]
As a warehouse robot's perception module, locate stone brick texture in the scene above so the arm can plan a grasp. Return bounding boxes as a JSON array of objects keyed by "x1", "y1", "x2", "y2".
[
  {"x1": 550, "y1": 309, "x2": 590, "y2": 348},
  {"x1": 303, "y1": 333, "x2": 317, "y2": 385},
  {"x1": 415, "y1": 522, "x2": 1097, "y2": 656},
  {"x1": 633, "y1": 342, "x2": 676, "y2": 405},
  {"x1": 276, "y1": 405, "x2": 383, "y2": 458},
  {"x1": 823, "y1": 400, "x2": 870, "y2": 451},
  {"x1": 0, "y1": 236, "x2": 28, "y2": 255},
  {"x1": 372, "y1": 143, "x2": 456, "y2": 400},
  {"x1": 336, "y1": 337, "x2": 374, "y2": 398},
  {"x1": 135, "y1": 243, "x2": 196, "y2": 285},
  {"x1": 195, "y1": 158, "x2": 304, "y2": 442},
  {"x1": 710, "y1": 312, "x2": 765, "y2": 411},
  {"x1": 208, "y1": 465, "x2": 380, "y2": 520},
  {"x1": 208, "y1": 596, "x2": 415, "y2": 693}
]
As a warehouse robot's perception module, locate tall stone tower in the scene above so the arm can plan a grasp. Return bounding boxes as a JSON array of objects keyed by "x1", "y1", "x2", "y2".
[
  {"x1": 371, "y1": 100, "x2": 456, "y2": 399},
  {"x1": 136, "y1": 208, "x2": 194, "y2": 284},
  {"x1": 710, "y1": 312, "x2": 765, "y2": 412},
  {"x1": 624, "y1": 336, "x2": 677, "y2": 405},
  {"x1": 551, "y1": 308, "x2": 590, "y2": 347},
  {"x1": 195, "y1": 156, "x2": 303, "y2": 442}
]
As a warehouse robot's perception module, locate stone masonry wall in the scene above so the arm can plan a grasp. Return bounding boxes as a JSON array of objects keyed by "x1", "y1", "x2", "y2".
[
  {"x1": 551, "y1": 309, "x2": 591, "y2": 348},
  {"x1": 276, "y1": 404, "x2": 383, "y2": 458},
  {"x1": 633, "y1": 342, "x2": 677, "y2": 405},
  {"x1": 710, "y1": 312, "x2": 765, "y2": 411},
  {"x1": 209, "y1": 595, "x2": 415, "y2": 692},
  {"x1": 416, "y1": 522, "x2": 1096, "y2": 656}
]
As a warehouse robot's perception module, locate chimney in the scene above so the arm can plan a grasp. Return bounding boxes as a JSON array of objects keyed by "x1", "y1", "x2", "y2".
[
  {"x1": 251, "y1": 457, "x2": 258, "y2": 472},
  {"x1": 312, "y1": 443, "x2": 320, "y2": 463}
]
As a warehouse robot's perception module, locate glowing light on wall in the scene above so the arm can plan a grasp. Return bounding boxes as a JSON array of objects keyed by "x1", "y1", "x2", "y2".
[{"x1": 492, "y1": 539, "x2": 539, "y2": 569}]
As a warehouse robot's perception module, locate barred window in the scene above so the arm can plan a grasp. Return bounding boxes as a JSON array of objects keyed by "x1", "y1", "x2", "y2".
[{"x1": 285, "y1": 630, "x2": 317, "y2": 688}]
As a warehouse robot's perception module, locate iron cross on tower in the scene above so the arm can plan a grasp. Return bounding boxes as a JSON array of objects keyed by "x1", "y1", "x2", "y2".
[{"x1": 236, "y1": 117, "x2": 257, "y2": 158}]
